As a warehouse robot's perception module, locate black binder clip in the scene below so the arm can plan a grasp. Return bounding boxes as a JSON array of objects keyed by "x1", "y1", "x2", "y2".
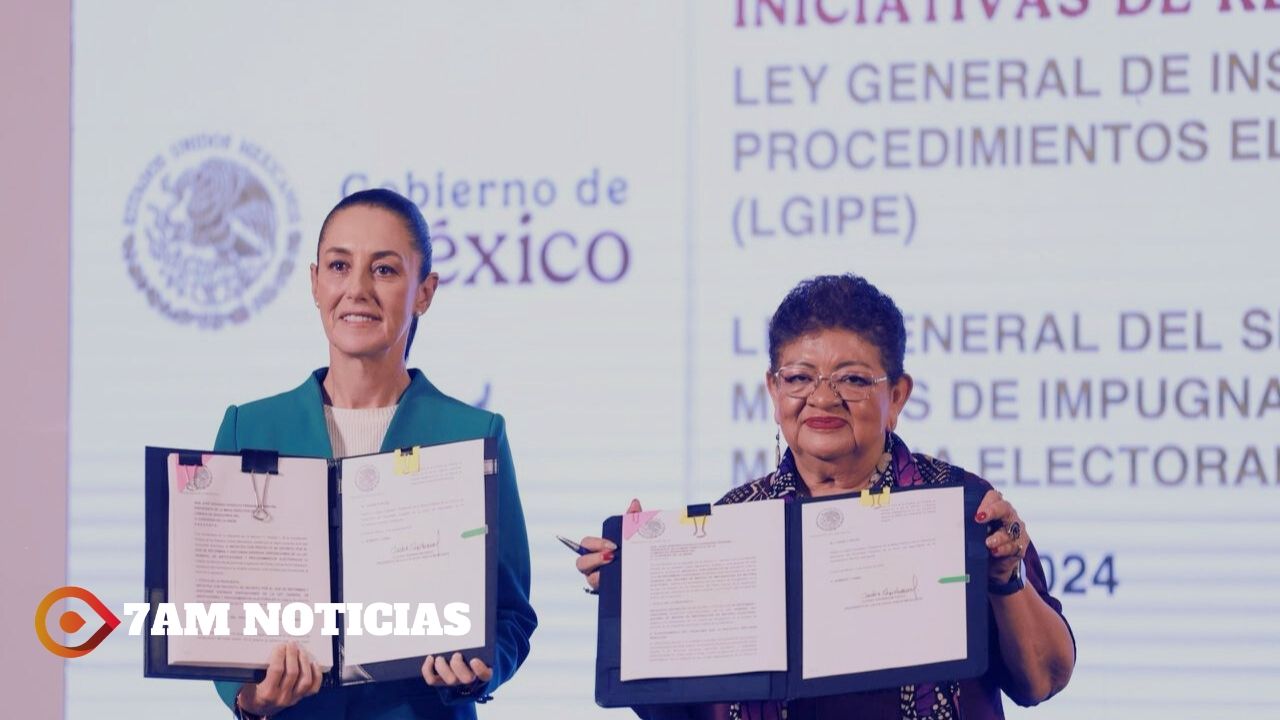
[
  {"x1": 177, "y1": 452, "x2": 203, "y2": 467},
  {"x1": 685, "y1": 503, "x2": 712, "y2": 538},
  {"x1": 240, "y1": 449, "x2": 280, "y2": 475},
  {"x1": 175, "y1": 452, "x2": 210, "y2": 492},
  {"x1": 240, "y1": 449, "x2": 279, "y2": 523}
]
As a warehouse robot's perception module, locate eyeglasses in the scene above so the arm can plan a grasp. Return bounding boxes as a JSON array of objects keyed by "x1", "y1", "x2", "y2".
[{"x1": 772, "y1": 367, "x2": 889, "y2": 402}]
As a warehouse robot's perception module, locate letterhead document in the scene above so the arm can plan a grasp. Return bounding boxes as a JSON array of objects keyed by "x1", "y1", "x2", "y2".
[
  {"x1": 340, "y1": 439, "x2": 487, "y2": 667},
  {"x1": 144, "y1": 440, "x2": 496, "y2": 685},
  {"x1": 167, "y1": 453, "x2": 333, "y2": 669},
  {"x1": 799, "y1": 486, "x2": 968, "y2": 679},
  {"x1": 596, "y1": 482, "x2": 987, "y2": 707},
  {"x1": 619, "y1": 499, "x2": 788, "y2": 681}
]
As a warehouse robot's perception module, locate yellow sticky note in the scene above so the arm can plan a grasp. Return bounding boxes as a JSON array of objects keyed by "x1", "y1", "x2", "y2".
[
  {"x1": 860, "y1": 486, "x2": 891, "y2": 507},
  {"x1": 395, "y1": 447, "x2": 420, "y2": 475}
]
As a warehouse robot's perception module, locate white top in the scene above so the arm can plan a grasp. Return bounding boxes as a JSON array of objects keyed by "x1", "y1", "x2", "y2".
[{"x1": 323, "y1": 404, "x2": 397, "y2": 458}]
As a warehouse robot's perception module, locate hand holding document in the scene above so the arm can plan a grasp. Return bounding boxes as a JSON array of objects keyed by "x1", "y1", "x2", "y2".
[
  {"x1": 595, "y1": 482, "x2": 987, "y2": 706},
  {"x1": 144, "y1": 439, "x2": 497, "y2": 685}
]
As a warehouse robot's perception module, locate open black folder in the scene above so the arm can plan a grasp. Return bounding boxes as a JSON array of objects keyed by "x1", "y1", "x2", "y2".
[
  {"x1": 143, "y1": 439, "x2": 498, "y2": 686},
  {"x1": 595, "y1": 478, "x2": 988, "y2": 707}
]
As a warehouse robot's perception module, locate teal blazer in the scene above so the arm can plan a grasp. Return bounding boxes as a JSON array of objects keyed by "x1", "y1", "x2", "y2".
[{"x1": 210, "y1": 369, "x2": 536, "y2": 719}]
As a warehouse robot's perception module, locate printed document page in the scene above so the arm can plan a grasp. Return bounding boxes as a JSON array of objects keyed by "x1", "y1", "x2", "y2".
[
  {"x1": 800, "y1": 486, "x2": 968, "y2": 679},
  {"x1": 167, "y1": 453, "x2": 333, "y2": 668},
  {"x1": 620, "y1": 499, "x2": 787, "y2": 681},
  {"x1": 340, "y1": 439, "x2": 487, "y2": 667}
]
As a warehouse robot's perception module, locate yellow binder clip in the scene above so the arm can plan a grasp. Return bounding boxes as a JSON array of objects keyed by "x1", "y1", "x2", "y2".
[
  {"x1": 395, "y1": 446, "x2": 420, "y2": 475},
  {"x1": 860, "y1": 486, "x2": 891, "y2": 508}
]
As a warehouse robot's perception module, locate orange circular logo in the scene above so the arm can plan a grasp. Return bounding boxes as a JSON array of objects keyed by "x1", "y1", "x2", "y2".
[{"x1": 34, "y1": 586, "x2": 121, "y2": 658}]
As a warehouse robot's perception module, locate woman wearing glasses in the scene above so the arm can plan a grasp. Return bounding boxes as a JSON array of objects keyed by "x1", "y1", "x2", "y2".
[{"x1": 576, "y1": 274, "x2": 1075, "y2": 719}]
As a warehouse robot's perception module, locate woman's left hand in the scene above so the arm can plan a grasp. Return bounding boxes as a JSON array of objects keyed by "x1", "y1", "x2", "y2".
[
  {"x1": 422, "y1": 652, "x2": 493, "y2": 691},
  {"x1": 976, "y1": 489, "x2": 1027, "y2": 584},
  {"x1": 975, "y1": 489, "x2": 1076, "y2": 702}
]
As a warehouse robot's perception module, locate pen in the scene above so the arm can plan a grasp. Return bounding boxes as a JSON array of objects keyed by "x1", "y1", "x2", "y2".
[{"x1": 556, "y1": 534, "x2": 591, "y2": 556}]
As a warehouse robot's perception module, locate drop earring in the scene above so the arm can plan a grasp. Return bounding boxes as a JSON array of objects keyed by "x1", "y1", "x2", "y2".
[{"x1": 775, "y1": 427, "x2": 782, "y2": 467}]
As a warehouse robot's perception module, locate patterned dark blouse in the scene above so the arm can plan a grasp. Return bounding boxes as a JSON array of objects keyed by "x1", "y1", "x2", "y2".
[{"x1": 636, "y1": 433, "x2": 1072, "y2": 720}]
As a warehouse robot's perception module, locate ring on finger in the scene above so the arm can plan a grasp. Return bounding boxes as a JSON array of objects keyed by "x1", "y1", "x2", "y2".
[
  {"x1": 1008, "y1": 521, "x2": 1021, "y2": 540},
  {"x1": 584, "y1": 586, "x2": 599, "y2": 596}
]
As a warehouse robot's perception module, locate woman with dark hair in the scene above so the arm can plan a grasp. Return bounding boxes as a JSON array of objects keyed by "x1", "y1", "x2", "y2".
[
  {"x1": 576, "y1": 274, "x2": 1075, "y2": 719},
  {"x1": 212, "y1": 188, "x2": 537, "y2": 719}
]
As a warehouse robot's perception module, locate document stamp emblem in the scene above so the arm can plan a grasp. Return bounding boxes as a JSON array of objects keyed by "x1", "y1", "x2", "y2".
[
  {"x1": 817, "y1": 508, "x2": 844, "y2": 531},
  {"x1": 187, "y1": 466, "x2": 213, "y2": 492},
  {"x1": 638, "y1": 517, "x2": 665, "y2": 539},
  {"x1": 356, "y1": 465, "x2": 380, "y2": 492}
]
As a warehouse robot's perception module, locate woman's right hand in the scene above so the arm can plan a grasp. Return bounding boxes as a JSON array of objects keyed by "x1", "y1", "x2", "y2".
[
  {"x1": 236, "y1": 642, "x2": 324, "y2": 716},
  {"x1": 576, "y1": 498, "x2": 641, "y2": 591}
]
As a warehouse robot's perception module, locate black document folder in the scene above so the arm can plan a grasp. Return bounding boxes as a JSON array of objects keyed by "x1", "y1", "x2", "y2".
[
  {"x1": 143, "y1": 439, "x2": 498, "y2": 686},
  {"x1": 595, "y1": 478, "x2": 989, "y2": 707}
]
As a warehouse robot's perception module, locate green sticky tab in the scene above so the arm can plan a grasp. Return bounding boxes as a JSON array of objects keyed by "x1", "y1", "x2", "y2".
[
  {"x1": 938, "y1": 574, "x2": 970, "y2": 584},
  {"x1": 461, "y1": 526, "x2": 487, "y2": 539}
]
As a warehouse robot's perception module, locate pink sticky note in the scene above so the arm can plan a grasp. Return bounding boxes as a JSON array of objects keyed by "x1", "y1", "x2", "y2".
[
  {"x1": 171, "y1": 453, "x2": 212, "y2": 493},
  {"x1": 622, "y1": 510, "x2": 661, "y2": 541},
  {"x1": 169, "y1": 453, "x2": 186, "y2": 493}
]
